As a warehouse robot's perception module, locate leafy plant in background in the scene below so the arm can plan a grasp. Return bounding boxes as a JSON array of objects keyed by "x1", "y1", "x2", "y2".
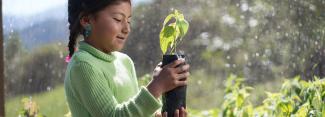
[
  {"x1": 188, "y1": 76, "x2": 325, "y2": 117},
  {"x1": 159, "y1": 9, "x2": 189, "y2": 54},
  {"x1": 250, "y1": 77, "x2": 325, "y2": 117},
  {"x1": 18, "y1": 97, "x2": 46, "y2": 117},
  {"x1": 221, "y1": 75, "x2": 254, "y2": 117}
]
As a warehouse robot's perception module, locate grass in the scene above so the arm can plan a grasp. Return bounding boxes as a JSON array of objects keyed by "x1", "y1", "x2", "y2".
[{"x1": 5, "y1": 85, "x2": 69, "y2": 117}]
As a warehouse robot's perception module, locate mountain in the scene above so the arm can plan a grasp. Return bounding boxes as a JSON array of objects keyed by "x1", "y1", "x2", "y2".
[{"x1": 3, "y1": 5, "x2": 68, "y2": 49}]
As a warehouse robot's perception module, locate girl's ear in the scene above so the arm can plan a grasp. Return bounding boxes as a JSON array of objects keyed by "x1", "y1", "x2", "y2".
[{"x1": 80, "y1": 15, "x2": 92, "y2": 28}]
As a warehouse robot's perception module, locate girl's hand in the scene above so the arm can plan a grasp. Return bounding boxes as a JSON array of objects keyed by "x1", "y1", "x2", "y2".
[
  {"x1": 147, "y1": 59, "x2": 190, "y2": 98},
  {"x1": 155, "y1": 107, "x2": 187, "y2": 117}
]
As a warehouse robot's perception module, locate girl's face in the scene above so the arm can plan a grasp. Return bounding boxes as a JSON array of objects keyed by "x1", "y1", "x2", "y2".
[{"x1": 82, "y1": 2, "x2": 131, "y2": 53}]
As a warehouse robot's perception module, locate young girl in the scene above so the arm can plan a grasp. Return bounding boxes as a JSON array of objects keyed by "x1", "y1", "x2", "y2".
[{"x1": 64, "y1": 0, "x2": 190, "y2": 117}]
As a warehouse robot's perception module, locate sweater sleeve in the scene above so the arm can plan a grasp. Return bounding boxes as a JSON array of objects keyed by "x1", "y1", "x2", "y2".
[
  {"x1": 125, "y1": 56, "x2": 139, "y2": 88},
  {"x1": 70, "y1": 61, "x2": 162, "y2": 117}
]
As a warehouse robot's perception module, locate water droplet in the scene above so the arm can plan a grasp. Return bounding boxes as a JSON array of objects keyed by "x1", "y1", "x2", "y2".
[
  {"x1": 225, "y1": 63, "x2": 230, "y2": 68},
  {"x1": 47, "y1": 86, "x2": 52, "y2": 91},
  {"x1": 256, "y1": 53, "x2": 260, "y2": 57},
  {"x1": 197, "y1": 80, "x2": 202, "y2": 85},
  {"x1": 221, "y1": 14, "x2": 236, "y2": 25},
  {"x1": 248, "y1": 18, "x2": 258, "y2": 27},
  {"x1": 241, "y1": 3, "x2": 249, "y2": 11},
  {"x1": 244, "y1": 54, "x2": 248, "y2": 61}
]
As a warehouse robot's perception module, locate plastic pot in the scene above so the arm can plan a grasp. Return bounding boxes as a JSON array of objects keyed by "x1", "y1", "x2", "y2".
[{"x1": 161, "y1": 54, "x2": 187, "y2": 117}]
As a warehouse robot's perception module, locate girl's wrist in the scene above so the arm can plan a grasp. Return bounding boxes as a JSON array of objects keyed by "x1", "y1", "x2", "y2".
[{"x1": 147, "y1": 81, "x2": 162, "y2": 99}]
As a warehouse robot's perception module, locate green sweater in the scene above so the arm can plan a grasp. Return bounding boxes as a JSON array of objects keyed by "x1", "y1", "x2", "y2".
[{"x1": 64, "y1": 41, "x2": 162, "y2": 117}]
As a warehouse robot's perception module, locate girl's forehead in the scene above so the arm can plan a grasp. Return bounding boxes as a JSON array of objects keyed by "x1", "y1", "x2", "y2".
[{"x1": 103, "y1": 2, "x2": 132, "y2": 17}]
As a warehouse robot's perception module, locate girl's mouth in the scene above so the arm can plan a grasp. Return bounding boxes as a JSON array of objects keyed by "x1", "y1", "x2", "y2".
[{"x1": 117, "y1": 36, "x2": 126, "y2": 40}]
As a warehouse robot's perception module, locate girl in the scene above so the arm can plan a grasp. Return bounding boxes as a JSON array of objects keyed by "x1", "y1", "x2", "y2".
[{"x1": 64, "y1": 0, "x2": 190, "y2": 117}]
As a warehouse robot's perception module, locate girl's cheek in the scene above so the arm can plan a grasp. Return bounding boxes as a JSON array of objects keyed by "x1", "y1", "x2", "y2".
[
  {"x1": 109, "y1": 22, "x2": 122, "y2": 35},
  {"x1": 99, "y1": 22, "x2": 116, "y2": 35},
  {"x1": 104, "y1": 24, "x2": 119, "y2": 40}
]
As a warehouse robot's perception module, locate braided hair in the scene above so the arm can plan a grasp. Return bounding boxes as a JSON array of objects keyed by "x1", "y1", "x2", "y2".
[{"x1": 67, "y1": 0, "x2": 131, "y2": 58}]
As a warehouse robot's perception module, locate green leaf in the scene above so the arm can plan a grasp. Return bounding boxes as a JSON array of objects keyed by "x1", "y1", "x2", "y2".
[
  {"x1": 163, "y1": 13, "x2": 176, "y2": 26},
  {"x1": 177, "y1": 19, "x2": 189, "y2": 37},
  {"x1": 236, "y1": 93, "x2": 244, "y2": 107},
  {"x1": 159, "y1": 25, "x2": 175, "y2": 54},
  {"x1": 311, "y1": 90, "x2": 322, "y2": 110},
  {"x1": 295, "y1": 102, "x2": 309, "y2": 117},
  {"x1": 162, "y1": 25, "x2": 176, "y2": 38}
]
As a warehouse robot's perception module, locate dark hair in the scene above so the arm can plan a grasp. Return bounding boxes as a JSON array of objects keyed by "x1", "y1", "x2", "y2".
[{"x1": 67, "y1": 0, "x2": 131, "y2": 57}]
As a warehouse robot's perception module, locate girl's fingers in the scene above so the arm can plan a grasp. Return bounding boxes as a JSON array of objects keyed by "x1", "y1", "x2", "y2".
[
  {"x1": 174, "y1": 109, "x2": 180, "y2": 117},
  {"x1": 161, "y1": 108, "x2": 186, "y2": 117},
  {"x1": 180, "y1": 107, "x2": 187, "y2": 117},
  {"x1": 163, "y1": 60, "x2": 185, "y2": 69},
  {"x1": 155, "y1": 112, "x2": 162, "y2": 117},
  {"x1": 163, "y1": 112, "x2": 167, "y2": 117},
  {"x1": 176, "y1": 80, "x2": 188, "y2": 87},
  {"x1": 176, "y1": 72, "x2": 190, "y2": 80},
  {"x1": 174, "y1": 64, "x2": 190, "y2": 73},
  {"x1": 157, "y1": 62, "x2": 162, "y2": 67},
  {"x1": 154, "y1": 66, "x2": 162, "y2": 73}
]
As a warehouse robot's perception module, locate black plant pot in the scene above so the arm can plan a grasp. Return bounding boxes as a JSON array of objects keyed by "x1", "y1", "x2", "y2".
[{"x1": 161, "y1": 54, "x2": 187, "y2": 117}]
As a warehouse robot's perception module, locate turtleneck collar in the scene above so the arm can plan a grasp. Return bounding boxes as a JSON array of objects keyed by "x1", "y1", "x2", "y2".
[{"x1": 78, "y1": 41, "x2": 116, "y2": 62}]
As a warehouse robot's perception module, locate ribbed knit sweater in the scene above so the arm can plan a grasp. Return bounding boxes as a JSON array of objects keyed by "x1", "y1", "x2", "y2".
[{"x1": 64, "y1": 41, "x2": 162, "y2": 117}]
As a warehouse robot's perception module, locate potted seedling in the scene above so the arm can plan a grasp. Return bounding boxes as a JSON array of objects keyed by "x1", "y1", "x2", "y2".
[{"x1": 159, "y1": 9, "x2": 189, "y2": 117}]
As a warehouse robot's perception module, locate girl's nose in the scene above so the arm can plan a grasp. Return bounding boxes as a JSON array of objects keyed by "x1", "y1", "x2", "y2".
[{"x1": 122, "y1": 22, "x2": 130, "y2": 34}]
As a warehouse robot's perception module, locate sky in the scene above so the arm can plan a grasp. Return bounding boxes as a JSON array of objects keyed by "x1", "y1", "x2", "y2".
[{"x1": 3, "y1": 0, "x2": 150, "y2": 16}]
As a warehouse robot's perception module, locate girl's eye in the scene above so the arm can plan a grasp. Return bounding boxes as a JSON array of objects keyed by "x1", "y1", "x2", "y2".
[{"x1": 114, "y1": 18, "x2": 122, "y2": 22}]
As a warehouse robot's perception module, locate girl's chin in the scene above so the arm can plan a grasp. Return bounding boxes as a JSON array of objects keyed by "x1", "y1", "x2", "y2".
[
  {"x1": 102, "y1": 46, "x2": 123, "y2": 53},
  {"x1": 113, "y1": 45, "x2": 124, "y2": 51}
]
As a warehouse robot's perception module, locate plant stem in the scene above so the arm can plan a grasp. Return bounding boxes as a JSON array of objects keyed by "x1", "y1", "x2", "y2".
[
  {"x1": 174, "y1": 37, "x2": 183, "y2": 55},
  {"x1": 174, "y1": 37, "x2": 177, "y2": 54},
  {"x1": 172, "y1": 17, "x2": 179, "y2": 55}
]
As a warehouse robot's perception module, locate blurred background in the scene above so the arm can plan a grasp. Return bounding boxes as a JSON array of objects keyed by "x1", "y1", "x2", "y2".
[{"x1": 3, "y1": 0, "x2": 324, "y2": 116}]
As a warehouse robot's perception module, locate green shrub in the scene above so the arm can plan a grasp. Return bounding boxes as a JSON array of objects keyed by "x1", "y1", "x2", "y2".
[
  {"x1": 18, "y1": 97, "x2": 46, "y2": 117},
  {"x1": 189, "y1": 76, "x2": 325, "y2": 117}
]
